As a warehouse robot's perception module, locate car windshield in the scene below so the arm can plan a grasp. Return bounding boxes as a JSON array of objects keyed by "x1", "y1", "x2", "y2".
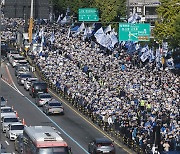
[
  {"x1": 96, "y1": 142, "x2": 112, "y2": 146},
  {"x1": 1, "y1": 97, "x2": 5, "y2": 101},
  {"x1": 11, "y1": 125, "x2": 24, "y2": 130},
  {"x1": 14, "y1": 57, "x2": 25, "y2": 60},
  {"x1": 38, "y1": 147, "x2": 69, "y2": 154},
  {"x1": 21, "y1": 74, "x2": 32, "y2": 78},
  {"x1": 40, "y1": 95, "x2": 51, "y2": 99},
  {"x1": 1, "y1": 108, "x2": 13, "y2": 113},
  {"x1": 4, "y1": 118, "x2": 18, "y2": 122},
  {"x1": 49, "y1": 103, "x2": 62, "y2": 106},
  {"x1": 18, "y1": 61, "x2": 28, "y2": 65},
  {"x1": 10, "y1": 50, "x2": 19, "y2": 54}
]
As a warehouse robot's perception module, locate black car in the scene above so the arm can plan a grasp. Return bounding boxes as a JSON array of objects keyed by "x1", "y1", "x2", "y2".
[
  {"x1": 88, "y1": 138, "x2": 115, "y2": 154},
  {"x1": 17, "y1": 73, "x2": 32, "y2": 85},
  {"x1": 14, "y1": 134, "x2": 23, "y2": 153},
  {"x1": 29, "y1": 81, "x2": 48, "y2": 98},
  {"x1": 15, "y1": 65, "x2": 30, "y2": 76}
]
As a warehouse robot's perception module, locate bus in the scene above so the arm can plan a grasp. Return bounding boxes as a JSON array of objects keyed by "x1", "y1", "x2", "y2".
[{"x1": 23, "y1": 126, "x2": 71, "y2": 154}]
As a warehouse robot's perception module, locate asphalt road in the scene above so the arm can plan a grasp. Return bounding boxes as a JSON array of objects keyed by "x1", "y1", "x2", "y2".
[{"x1": 1, "y1": 61, "x2": 132, "y2": 154}]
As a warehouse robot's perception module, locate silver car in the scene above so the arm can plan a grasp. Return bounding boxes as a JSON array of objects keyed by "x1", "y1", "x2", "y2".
[
  {"x1": 1, "y1": 106, "x2": 17, "y2": 119},
  {"x1": 35, "y1": 93, "x2": 52, "y2": 107},
  {"x1": 6, "y1": 122, "x2": 24, "y2": 141},
  {"x1": 43, "y1": 99, "x2": 64, "y2": 115},
  {"x1": 24, "y1": 77, "x2": 38, "y2": 91},
  {"x1": 1, "y1": 116, "x2": 19, "y2": 133}
]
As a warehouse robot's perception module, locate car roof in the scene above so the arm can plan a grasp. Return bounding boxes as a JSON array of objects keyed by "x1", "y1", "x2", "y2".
[
  {"x1": 95, "y1": 138, "x2": 112, "y2": 144},
  {"x1": 1, "y1": 106, "x2": 12, "y2": 109},
  {"x1": 38, "y1": 93, "x2": 51, "y2": 96},
  {"x1": 9, "y1": 122, "x2": 23, "y2": 126}
]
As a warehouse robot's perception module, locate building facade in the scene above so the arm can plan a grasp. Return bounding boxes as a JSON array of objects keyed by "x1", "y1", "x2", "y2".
[
  {"x1": 2, "y1": 0, "x2": 50, "y2": 19},
  {"x1": 128, "y1": 0, "x2": 160, "y2": 25}
]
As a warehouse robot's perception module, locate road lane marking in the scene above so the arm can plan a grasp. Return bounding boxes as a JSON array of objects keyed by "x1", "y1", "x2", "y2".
[
  {"x1": 48, "y1": 89, "x2": 132, "y2": 153},
  {"x1": 3, "y1": 64, "x2": 132, "y2": 154},
  {"x1": 1, "y1": 79, "x2": 89, "y2": 154},
  {"x1": 5, "y1": 64, "x2": 24, "y2": 95},
  {"x1": 5, "y1": 140, "x2": 9, "y2": 145}
]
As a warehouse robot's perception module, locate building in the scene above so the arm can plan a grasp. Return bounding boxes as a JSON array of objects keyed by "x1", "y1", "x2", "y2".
[
  {"x1": 128, "y1": 0, "x2": 160, "y2": 25},
  {"x1": 2, "y1": 0, "x2": 50, "y2": 19}
]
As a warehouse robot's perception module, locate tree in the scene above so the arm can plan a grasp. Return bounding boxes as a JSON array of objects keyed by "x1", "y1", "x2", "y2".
[
  {"x1": 153, "y1": 0, "x2": 180, "y2": 47},
  {"x1": 52, "y1": 0, "x2": 126, "y2": 25},
  {"x1": 174, "y1": 12, "x2": 180, "y2": 47}
]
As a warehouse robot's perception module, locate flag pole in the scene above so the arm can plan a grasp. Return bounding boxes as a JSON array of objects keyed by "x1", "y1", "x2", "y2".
[{"x1": 28, "y1": 0, "x2": 34, "y2": 43}]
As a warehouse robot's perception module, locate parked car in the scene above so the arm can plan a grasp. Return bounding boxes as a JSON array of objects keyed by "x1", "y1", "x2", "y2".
[
  {"x1": 43, "y1": 99, "x2": 64, "y2": 115},
  {"x1": 1, "y1": 106, "x2": 17, "y2": 119},
  {"x1": 35, "y1": 93, "x2": 52, "y2": 107},
  {"x1": 88, "y1": 138, "x2": 115, "y2": 154},
  {"x1": 15, "y1": 65, "x2": 30, "y2": 76},
  {"x1": 14, "y1": 134, "x2": 24, "y2": 153},
  {"x1": 29, "y1": 81, "x2": 48, "y2": 98},
  {"x1": 6, "y1": 122, "x2": 24, "y2": 140},
  {"x1": 1, "y1": 96, "x2": 7, "y2": 107},
  {"x1": 17, "y1": 73, "x2": 32, "y2": 85},
  {"x1": 24, "y1": 77, "x2": 38, "y2": 91},
  {"x1": 1, "y1": 116, "x2": 19, "y2": 133},
  {"x1": 11, "y1": 55, "x2": 26, "y2": 67}
]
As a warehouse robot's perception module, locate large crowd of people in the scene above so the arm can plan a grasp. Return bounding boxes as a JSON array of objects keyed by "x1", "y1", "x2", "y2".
[{"x1": 1, "y1": 18, "x2": 180, "y2": 153}]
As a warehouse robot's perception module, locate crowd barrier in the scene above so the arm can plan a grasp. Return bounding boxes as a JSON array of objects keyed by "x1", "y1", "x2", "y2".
[{"x1": 26, "y1": 55, "x2": 150, "y2": 154}]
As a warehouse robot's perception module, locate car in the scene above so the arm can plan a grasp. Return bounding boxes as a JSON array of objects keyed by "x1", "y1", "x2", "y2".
[
  {"x1": 35, "y1": 93, "x2": 52, "y2": 107},
  {"x1": 1, "y1": 96, "x2": 7, "y2": 107},
  {"x1": 11, "y1": 55, "x2": 26, "y2": 67},
  {"x1": 24, "y1": 77, "x2": 38, "y2": 91},
  {"x1": 88, "y1": 138, "x2": 115, "y2": 154},
  {"x1": 1, "y1": 106, "x2": 17, "y2": 119},
  {"x1": 17, "y1": 73, "x2": 32, "y2": 85},
  {"x1": 14, "y1": 134, "x2": 24, "y2": 153},
  {"x1": 6, "y1": 122, "x2": 24, "y2": 140},
  {"x1": 7, "y1": 49, "x2": 19, "y2": 60},
  {"x1": 29, "y1": 81, "x2": 48, "y2": 98},
  {"x1": 1, "y1": 116, "x2": 19, "y2": 133},
  {"x1": 15, "y1": 65, "x2": 30, "y2": 76},
  {"x1": 43, "y1": 99, "x2": 64, "y2": 115}
]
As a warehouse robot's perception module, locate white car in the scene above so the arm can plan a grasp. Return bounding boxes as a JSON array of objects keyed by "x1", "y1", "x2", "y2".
[
  {"x1": 1, "y1": 106, "x2": 17, "y2": 119},
  {"x1": 24, "y1": 77, "x2": 38, "y2": 91},
  {"x1": 11, "y1": 55, "x2": 26, "y2": 67},
  {"x1": 7, "y1": 49, "x2": 19, "y2": 60},
  {"x1": 6, "y1": 122, "x2": 24, "y2": 141},
  {"x1": 1, "y1": 116, "x2": 19, "y2": 133}
]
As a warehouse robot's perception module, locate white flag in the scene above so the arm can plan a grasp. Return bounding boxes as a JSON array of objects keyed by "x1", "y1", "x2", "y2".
[{"x1": 104, "y1": 25, "x2": 111, "y2": 34}]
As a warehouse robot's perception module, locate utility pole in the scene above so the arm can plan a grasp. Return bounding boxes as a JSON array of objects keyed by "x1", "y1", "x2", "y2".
[
  {"x1": 28, "y1": 0, "x2": 34, "y2": 43},
  {"x1": 127, "y1": 0, "x2": 130, "y2": 20}
]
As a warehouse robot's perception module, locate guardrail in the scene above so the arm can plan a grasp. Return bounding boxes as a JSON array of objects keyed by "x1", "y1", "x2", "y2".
[{"x1": 26, "y1": 55, "x2": 149, "y2": 154}]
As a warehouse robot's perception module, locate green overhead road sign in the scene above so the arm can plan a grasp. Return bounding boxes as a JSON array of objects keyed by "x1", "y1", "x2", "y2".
[
  {"x1": 78, "y1": 8, "x2": 99, "y2": 21},
  {"x1": 119, "y1": 23, "x2": 150, "y2": 41}
]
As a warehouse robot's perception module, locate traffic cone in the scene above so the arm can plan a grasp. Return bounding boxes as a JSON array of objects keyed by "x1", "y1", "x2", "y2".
[
  {"x1": 15, "y1": 111, "x2": 18, "y2": 117},
  {"x1": 22, "y1": 118, "x2": 26, "y2": 125}
]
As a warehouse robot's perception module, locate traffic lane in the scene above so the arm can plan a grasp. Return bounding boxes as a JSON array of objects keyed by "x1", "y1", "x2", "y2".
[
  {"x1": 6, "y1": 63, "x2": 129, "y2": 154},
  {"x1": 1, "y1": 81, "x2": 85, "y2": 154}
]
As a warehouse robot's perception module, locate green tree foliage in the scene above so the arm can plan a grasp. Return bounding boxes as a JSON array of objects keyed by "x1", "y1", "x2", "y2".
[
  {"x1": 52, "y1": 0, "x2": 126, "y2": 24},
  {"x1": 153, "y1": 0, "x2": 180, "y2": 46},
  {"x1": 174, "y1": 13, "x2": 180, "y2": 47}
]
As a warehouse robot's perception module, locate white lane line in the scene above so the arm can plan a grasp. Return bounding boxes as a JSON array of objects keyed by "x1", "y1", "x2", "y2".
[
  {"x1": 5, "y1": 140, "x2": 9, "y2": 145},
  {"x1": 1, "y1": 78, "x2": 89, "y2": 154},
  {"x1": 5, "y1": 65, "x2": 24, "y2": 95}
]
